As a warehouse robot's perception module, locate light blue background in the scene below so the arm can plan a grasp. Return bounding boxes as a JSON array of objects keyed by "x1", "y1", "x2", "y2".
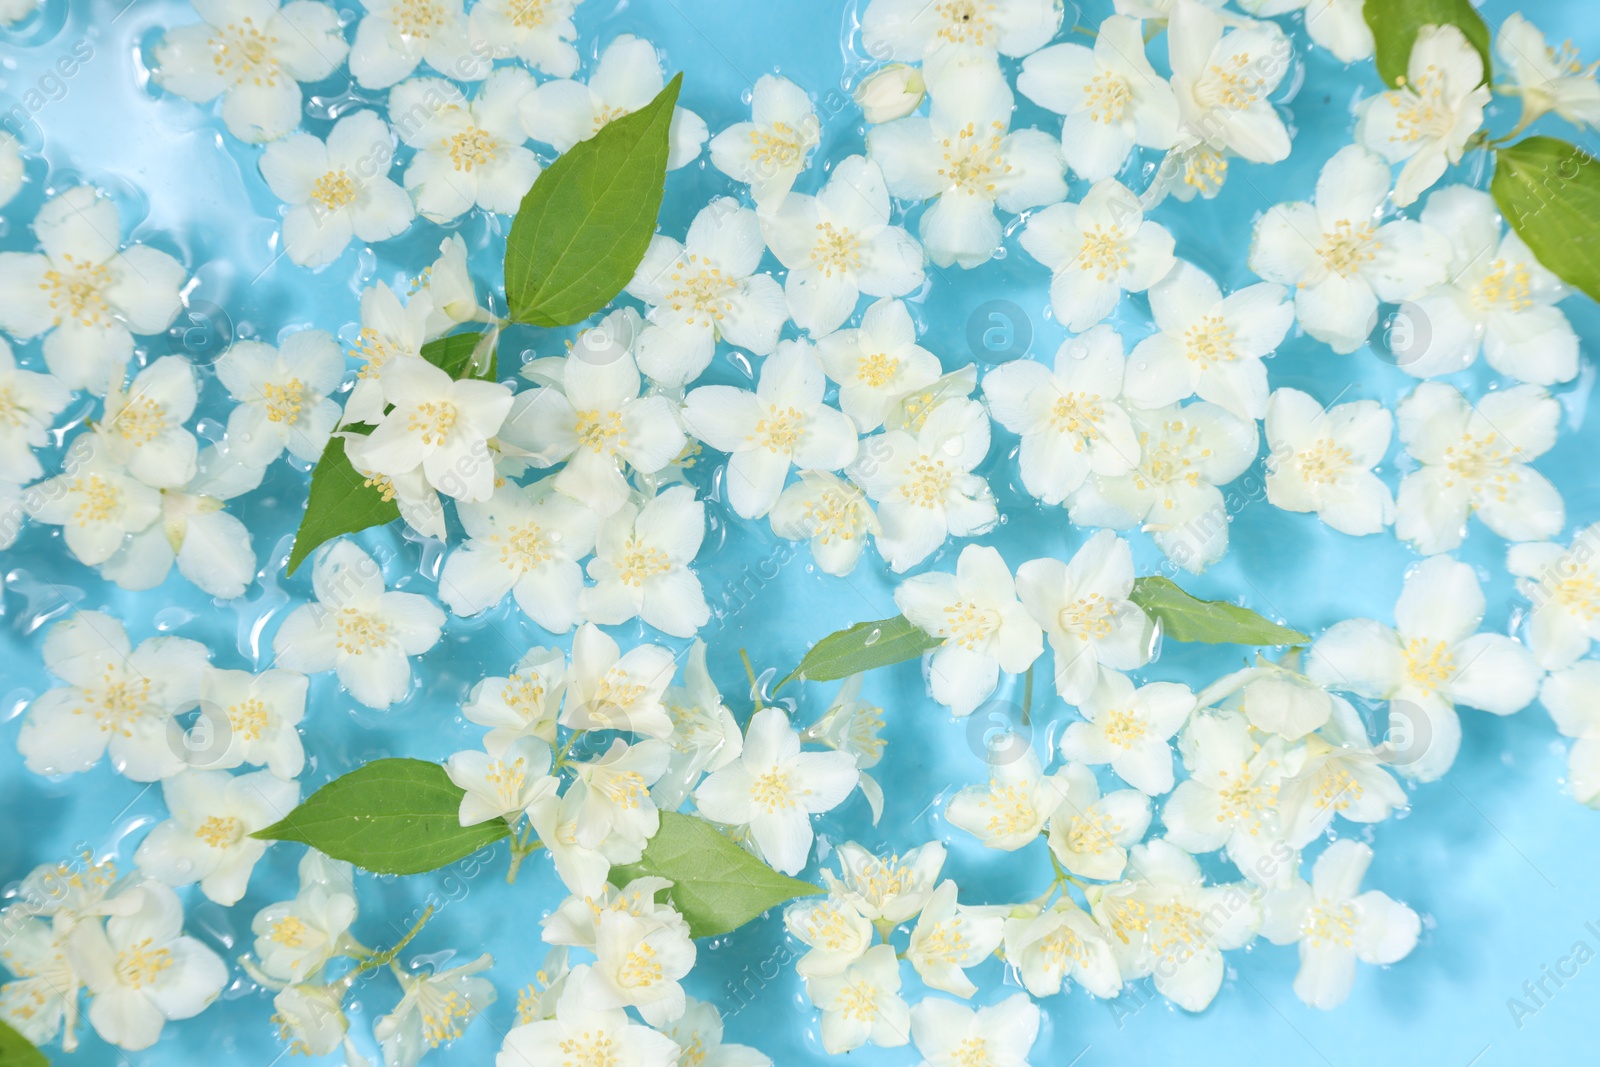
[{"x1": 3, "y1": 0, "x2": 1599, "y2": 1064}]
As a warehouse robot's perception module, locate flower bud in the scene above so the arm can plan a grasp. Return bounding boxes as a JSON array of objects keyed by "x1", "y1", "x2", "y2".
[{"x1": 854, "y1": 64, "x2": 925, "y2": 124}]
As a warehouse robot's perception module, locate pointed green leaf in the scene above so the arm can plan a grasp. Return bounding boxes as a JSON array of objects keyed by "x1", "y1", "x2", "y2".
[
  {"x1": 1130, "y1": 576, "x2": 1308, "y2": 646},
  {"x1": 611, "y1": 812, "x2": 821, "y2": 938},
  {"x1": 253, "y1": 758, "x2": 508, "y2": 875},
  {"x1": 1493, "y1": 136, "x2": 1600, "y2": 302},
  {"x1": 777, "y1": 614, "x2": 943, "y2": 689},
  {"x1": 1363, "y1": 0, "x2": 1490, "y2": 88},
  {"x1": 421, "y1": 329, "x2": 497, "y2": 380},
  {"x1": 285, "y1": 430, "x2": 399, "y2": 576},
  {"x1": 505, "y1": 74, "x2": 681, "y2": 327},
  {"x1": 0, "y1": 1020, "x2": 47, "y2": 1066}
]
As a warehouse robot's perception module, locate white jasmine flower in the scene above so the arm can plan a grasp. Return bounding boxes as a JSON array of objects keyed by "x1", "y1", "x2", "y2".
[
  {"x1": 824, "y1": 841, "x2": 945, "y2": 925},
  {"x1": 1238, "y1": 0, "x2": 1372, "y2": 61},
  {"x1": 1405, "y1": 186, "x2": 1578, "y2": 384},
  {"x1": 390, "y1": 69, "x2": 540, "y2": 222},
  {"x1": 982, "y1": 327, "x2": 1139, "y2": 505},
  {"x1": 97, "y1": 355, "x2": 200, "y2": 489},
  {"x1": 468, "y1": 0, "x2": 579, "y2": 75},
  {"x1": 1393, "y1": 382, "x2": 1563, "y2": 553},
  {"x1": 569, "y1": 738, "x2": 670, "y2": 848},
  {"x1": 440, "y1": 478, "x2": 598, "y2": 629},
  {"x1": 0, "y1": 133, "x2": 22, "y2": 208},
  {"x1": 215, "y1": 331, "x2": 344, "y2": 466},
  {"x1": 1509, "y1": 524, "x2": 1600, "y2": 670},
  {"x1": 1497, "y1": 13, "x2": 1600, "y2": 128},
  {"x1": 1016, "y1": 529, "x2": 1154, "y2": 705},
  {"x1": 1061, "y1": 672, "x2": 1196, "y2": 795},
  {"x1": 895, "y1": 544, "x2": 1044, "y2": 716},
  {"x1": 658, "y1": 997, "x2": 772, "y2": 1067},
  {"x1": 541, "y1": 877, "x2": 684, "y2": 949},
  {"x1": 582, "y1": 485, "x2": 710, "y2": 637},
  {"x1": 8, "y1": 853, "x2": 126, "y2": 926},
  {"x1": 519, "y1": 34, "x2": 708, "y2": 169},
  {"x1": 1124, "y1": 260, "x2": 1293, "y2": 421},
  {"x1": 785, "y1": 895, "x2": 873, "y2": 978},
  {"x1": 445, "y1": 736, "x2": 559, "y2": 826},
  {"x1": 816, "y1": 298, "x2": 939, "y2": 433},
  {"x1": 1215, "y1": 658, "x2": 1336, "y2": 741},
  {"x1": 343, "y1": 281, "x2": 434, "y2": 426},
  {"x1": 694, "y1": 707, "x2": 860, "y2": 875},
  {"x1": 861, "y1": 0, "x2": 1061, "y2": 65},
  {"x1": 708, "y1": 73, "x2": 819, "y2": 210},
  {"x1": 259, "y1": 111, "x2": 415, "y2": 268},
  {"x1": 683, "y1": 340, "x2": 857, "y2": 519},
  {"x1": 0, "y1": 185, "x2": 186, "y2": 394},
  {"x1": 25, "y1": 435, "x2": 160, "y2": 566},
  {"x1": 18, "y1": 610, "x2": 207, "y2": 781},
  {"x1": 803, "y1": 944, "x2": 910, "y2": 1053},
  {"x1": 1016, "y1": 15, "x2": 1180, "y2": 182},
  {"x1": 1169, "y1": 1, "x2": 1294, "y2": 165},
  {"x1": 1355, "y1": 24, "x2": 1490, "y2": 207},
  {"x1": 67, "y1": 881, "x2": 227, "y2": 1051},
  {"x1": 802, "y1": 676, "x2": 888, "y2": 819},
  {"x1": 0, "y1": 337, "x2": 70, "y2": 484},
  {"x1": 1002, "y1": 899, "x2": 1122, "y2": 999},
  {"x1": 945, "y1": 747, "x2": 1072, "y2": 850},
  {"x1": 1162, "y1": 711, "x2": 1294, "y2": 884},
  {"x1": 271, "y1": 981, "x2": 354, "y2": 1057},
  {"x1": 526, "y1": 790, "x2": 641, "y2": 897},
  {"x1": 415, "y1": 234, "x2": 487, "y2": 333},
  {"x1": 1021, "y1": 179, "x2": 1176, "y2": 330},
  {"x1": 346, "y1": 357, "x2": 513, "y2": 503},
  {"x1": 868, "y1": 56, "x2": 1067, "y2": 269},
  {"x1": 499, "y1": 964, "x2": 679, "y2": 1067},
  {"x1": 584, "y1": 909, "x2": 696, "y2": 1026},
  {"x1": 134, "y1": 768, "x2": 299, "y2": 906},
  {"x1": 251, "y1": 852, "x2": 358, "y2": 984},
  {"x1": 854, "y1": 64, "x2": 925, "y2": 124},
  {"x1": 624, "y1": 197, "x2": 787, "y2": 388},
  {"x1": 1260, "y1": 840, "x2": 1420, "y2": 1009},
  {"x1": 909, "y1": 993, "x2": 1039, "y2": 1067},
  {"x1": 375, "y1": 952, "x2": 496, "y2": 1067},
  {"x1": 153, "y1": 0, "x2": 348, "y2": 143},
  {"x1": 1089, "y1": 839, "x2": 1260, "y2": 1011},
  {"x1": 904, "y1": 880, "x2": 1004, "y2": 997},
  {"x1": 272, "y1": 540, "x2": 445, "y2": 709},
  {"x1": 0, "y1": 916, "x2": 82, "y2": 1051},
  {"x1": 1069, "y1": 401, "x2": 1258, "y2": 573},
  {"x1": 561, "y1": 623, "x2": 677, "y2": 738},
  {"x1": 196, "y1": 666, "x2": 307, "y2": 778},
  {"x1": 1276, "y1": 727, "x2": 1406, "y2": 848},
  {"x1": 760, "y1": 155, "x2": 925, "y2": 336},
  {"x1": 1541, "y1": 663, "x2": 1600, "y2": 806},
  {"x1": 849, "y1": 397, "x2": 996, "y2": 572},
  {"x1": 1307, "y1": 554, "x2": 1542, "y2": 782},
  {"x1": 1046, "y1": 760, "x2": 1151, "y2": 881},
  {"x1": 499, "y1": 332, "x2": 687, "y2": 515},
  {"x1": 464, "y1": 646, "x2": 566, "y2": 752},
  {"x1": 350, "y1": 0, "x2": 486, "y2": 90},
  {"x1": 1247, "y1": 145, "x2": 1450, "y2": 353},
  {"x1": 769, "y1": 470, "x2": 882, "y2": 577},
  {"x1": 655, "y1": 640, "x2": 743, "y2": 809},
  {"x1": 1264, "y1": 387, "x2": 1395, "y2": 536}
]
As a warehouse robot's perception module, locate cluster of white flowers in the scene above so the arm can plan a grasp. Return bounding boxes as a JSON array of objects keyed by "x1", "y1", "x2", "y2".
[{"x1": 6, "y1": 0, "x2": 1600, "y2": 1061}]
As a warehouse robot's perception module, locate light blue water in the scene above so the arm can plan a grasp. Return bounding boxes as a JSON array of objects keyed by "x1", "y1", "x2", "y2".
[{"x1": 3, "y1": 0, "x2": 1600, "y2": 1064}]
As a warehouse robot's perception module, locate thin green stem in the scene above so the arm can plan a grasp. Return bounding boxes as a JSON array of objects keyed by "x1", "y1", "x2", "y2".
[
  {"x1": 1021, "y1": 664, "x2": 1034, "y2": 727},
  {"x1": 739, "y1": 648, "x2": 762, "y2": 711},
  {"x1": 552, "y1": 730, "x2": 583, "y2": 771},
  {"x1": 350, "y1": 905, "x2": 434, "y2": 978}
]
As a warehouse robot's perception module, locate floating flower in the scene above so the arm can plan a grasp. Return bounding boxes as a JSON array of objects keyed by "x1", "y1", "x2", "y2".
[
  {"x1": 445, "y1": 735, "x2": 559, "y2": 826},
  {"x1": 463, "y1": 646, "x2": 566, "y2": 752},
  {"x1": 350, "y1": 0, "x2": 487, "y2": 90},
  {"x1": 582, "y1": 485, "x2": 710, "y2": 637},
  {"x1": 824, "y1": 841, "x2": 945, "y2": 925},
  {"x1": 250, "y1": 851, "x2": 358, "y2": 985},
  {"x1": 802, "y1": 944, "x2": 909, "y2": 1053},
  {"x1": 785, "y1": 895, "x2": 873, "y2": 979},
  {"x1": 1001, "y1": 899, "x2": 1121, "y2": 999},
  {"x1": 1046, "y1": 760, "x2": 1151, "y2": 881},
  {"x1": 0, "y1": 132, "x2": 22, "y2": 208},
  {"x1": 0, "y1": 915, "x2": 82, "y2": 1050},
  {"x1": 1238, "y1": 0, "x2": 1372, "y2": 61},
  {"x1": 1061, "y1": 672, "x2": 1197, "y2": 795},
  {"x1": 1541, "y1": 663, "x2": 1600, "y2": 806},
  {"x1": 769, "y1": 470, "x2": 881, "y2": 577},
  {"x1": 195, "y1": 666, "x2": 308, "y2": 778},
  {"x1": 375, "y1": 952, "x2": 496, "y2": 1067},
  {"x1": 908, "y1": 993, "x2": 1040, "y2": 1067},
  {"x1": 654, "y1": 640, "x2": 744, "y2": 809},
  {"x1": 390, "y1": 69, "x2": 540, "y2": 222},
  {"x1": 860, "y1": 0, "x2": 1062, "y2": 66},
  {"x1": 215, "y1": 330, "x2": 344, "y2": 466},
  {"x1": 1016, "y1": 15, "x2": 1179, "y2": 182},
  {"x1": 708, "y1": 73, "x2": 819, "y2": 210},
  {"x1": 1355, "y1": 24, "x2": 1490, "y2": 207},
  {"x1": 259, "y1": 110, "x2": 415, "y2": 268},
  {"x1": 1161, "y1": 710, "x2": 1294, "y2": 885},
  {"x1": 468, "y1": 0, "x2": 580, "y2": 75},
  {"x1": 272, "y1": 540, "x2": 445, "y2": 709},
  {"x1": 904, "y1": 880, "x2": 1005, "y2": 997},
  {"x1": 584, "y1": 909, "x2": 696, "y2": 1026},
  {"x1": 99, "y1": 355, "x2": 200, "y2": 490},
  {"x1": 946, "y1": 747, "x2": 1072, "y2": 850},
  {"x1": 1263, "y1": 387, "x2": 1395, "y2": 536},
  {"x1": 153, "y1": 0, "x2": 348, "y2": 143},
  {"x1": 1508, "y1": 523, "x2": 1600, "y2": 670},
  {"x1": 519, "y1": 34, "x2": 708, "y2": 169},
  {"x1": 1496, "y1": 13, "x2": 1600, "y2": 129},
  {"x1": 0, "y1": 185, "x2": 186, "y2": 394},
  {"x1": 1169, "y1": 2, "x2": 1294, "y2": 166},
  {"x1": 1307, "y1": 555, "x2": 1542, "y2": 782},
  {"x1": 134, "y1": 768, "x2": 300, "y2": 906},
  {"x1": 498, "y1": 964, "x2": 679, "y2": 1067},
  {"x1": 0, "y1": 336, "x2": 71, "y2": 484},
  {"x1": 25, "y1": 435, "x2": 161, "y2": 567},
  {"x1": 816, "y1": 298, "x2": 939, "y2": 433},
  {"x1": 657, "y1": 997, "x2": 772, "y2": 1067},
  {"x1": 561, "y1": 623, "x2": 677, "y2": 738},
  {"x1": 854, "y1": 64, "x2": 925, "y2": 124}
]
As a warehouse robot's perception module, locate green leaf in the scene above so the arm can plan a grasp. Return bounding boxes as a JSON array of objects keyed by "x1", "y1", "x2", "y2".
[
  {"x1": 611, "y1": 812, "x2": 821, "y2": 938},
  {"x1": 285, "y1": 430, "x2": 399, "y2": 576},
  {"x1": 421, "y1": 329, "x2": 497, "y2": 380},
  {"x1": 776, "y1": 614, "x2": 943, "y2": 689},
  {"x1": 505, "y1": 73, "x2": 681, "y2": 327},
  {"x1": 0, "y1": 1020, "x2": 47, "y2": 1067},
  {"x1": 1363, "y1": 0, "x2": 1491, "y2": 88},
  {"x1": 253, "y1": 758, "x2": 509, "y2": 875},
  {"x1": 1493, "y1": 136, "x2": 1600, "y2": 302},
  {"x1": 1130, "y1": 576, "x2": 1308, "y2": 646}
]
